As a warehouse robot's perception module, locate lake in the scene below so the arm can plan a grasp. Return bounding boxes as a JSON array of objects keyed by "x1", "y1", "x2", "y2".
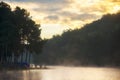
[{"x1": 0, "y1": 66, "x2": 120, "y2": 80}]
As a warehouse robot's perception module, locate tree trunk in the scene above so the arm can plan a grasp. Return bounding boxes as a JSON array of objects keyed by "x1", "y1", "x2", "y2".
[
  {"x1": 20, "y1": 53, "x2": 23, "y2": 63},
  {"x1": 28, "y1": 53, "x2": 31, "y2": 64},
  {"x1": 5, "y1": 44, "x2": 8, "y2": 63},
  {"x1": 25, "y1": 49, "x2": 28, "y2": 63}
]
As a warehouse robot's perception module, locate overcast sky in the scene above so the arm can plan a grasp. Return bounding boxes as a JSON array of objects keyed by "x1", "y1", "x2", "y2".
[{"x1": 1, "y1": 0, "x2": 120, "y2": 38}]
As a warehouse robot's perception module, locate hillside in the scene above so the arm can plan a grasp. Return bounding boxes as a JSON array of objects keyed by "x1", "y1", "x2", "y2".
[{"x1": 38, "y1": 12, "x2": 120, "y2": 66}]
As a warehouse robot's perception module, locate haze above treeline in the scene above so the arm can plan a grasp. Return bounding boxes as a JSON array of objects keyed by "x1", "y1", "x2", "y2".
[{"x1": 36, "y1": 11, "x2": 120, "y2": 67}]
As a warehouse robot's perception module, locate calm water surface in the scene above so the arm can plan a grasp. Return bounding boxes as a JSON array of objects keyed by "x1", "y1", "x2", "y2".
[{"x1": 0, "y1": 66, "x2": 120, "y2": 80}]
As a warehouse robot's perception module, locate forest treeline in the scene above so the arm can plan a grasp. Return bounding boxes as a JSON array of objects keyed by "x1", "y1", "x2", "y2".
[
  {"x1": 0, "y1": 2, "x2": 45, "y2": 66},
  {"x1": 40, "y1": 12, "x2": 120, "y2": 67}
]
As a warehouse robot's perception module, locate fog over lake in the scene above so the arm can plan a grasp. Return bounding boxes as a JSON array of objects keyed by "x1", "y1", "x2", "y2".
[{"x1": 0, "y1": 66, "x2": 120, "y2": 80}]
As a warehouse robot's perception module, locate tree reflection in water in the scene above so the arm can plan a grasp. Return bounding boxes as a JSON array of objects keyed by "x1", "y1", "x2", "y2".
[{"x1": 0, "y1": 70, "x2": 42, "y2": 80}]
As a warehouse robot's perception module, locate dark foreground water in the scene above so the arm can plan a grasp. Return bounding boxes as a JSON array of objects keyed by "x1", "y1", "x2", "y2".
[{"x1": 0, "y1": 66, "x2": 120, "y2": 80}]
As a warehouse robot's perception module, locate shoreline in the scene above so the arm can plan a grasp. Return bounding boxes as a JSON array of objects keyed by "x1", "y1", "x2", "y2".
[{"x1": 1, "y1": 64, "x2": 120, "y2": 71}]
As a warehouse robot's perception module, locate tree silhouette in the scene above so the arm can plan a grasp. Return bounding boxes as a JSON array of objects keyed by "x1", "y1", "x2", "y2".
[
  {"x1": 0, "y1": 2, "x2": 42, "y2": 65},
  {"x1": 41, "y1": 12, "x2": 120, "y2": 66}
]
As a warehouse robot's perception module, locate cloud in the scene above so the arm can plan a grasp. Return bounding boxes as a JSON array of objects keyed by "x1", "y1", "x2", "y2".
[
  {"x1": 2, "y1": 0, "x2": 120, "y2": 38},
  {"x1": 4, "y1": 0, "x2": 120, "y2": 21},
  {"x1": 71, "y1": 13, "x2": 99, "y2": 21},
  {"x1": 44, "y1": 15, "x2": 59, "y2": 21},
  {"x1": 108, "y1": 0, "x2": 120, "y2": 2},
  {"x1": 4, "y1": 0, "x2": 71, "y2": 4}
]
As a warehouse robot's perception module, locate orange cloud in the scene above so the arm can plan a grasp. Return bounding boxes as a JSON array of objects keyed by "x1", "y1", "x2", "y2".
[{"x1": 4, "y1": 0, "x2": 120, "y2": 38}]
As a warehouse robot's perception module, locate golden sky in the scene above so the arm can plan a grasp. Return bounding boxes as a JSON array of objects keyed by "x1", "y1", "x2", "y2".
[{"x1": 3, "y1": 0, "x2": 120, "y2": 39}]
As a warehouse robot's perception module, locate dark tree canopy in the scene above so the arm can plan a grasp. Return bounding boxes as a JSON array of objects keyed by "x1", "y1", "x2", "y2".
[
  {"x1": 41, "y1": 12, "x2": 120, "y2": 66},
  {"x1": 0, "y1": 2, "x2": 43, "y2": 64}
]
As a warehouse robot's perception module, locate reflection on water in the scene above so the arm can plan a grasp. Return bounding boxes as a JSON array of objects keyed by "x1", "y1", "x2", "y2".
[
  {"x1": 0, "y1": 70, "x2": 42, "y2": 80},
  {"x1": 0, "y1": 66, "x2": 120, "y2": 80}
]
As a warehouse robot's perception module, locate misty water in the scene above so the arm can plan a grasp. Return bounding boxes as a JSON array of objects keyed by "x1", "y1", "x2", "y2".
[{"x1": 0, "y1": 66, "x2": 120, "y2": 80}]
